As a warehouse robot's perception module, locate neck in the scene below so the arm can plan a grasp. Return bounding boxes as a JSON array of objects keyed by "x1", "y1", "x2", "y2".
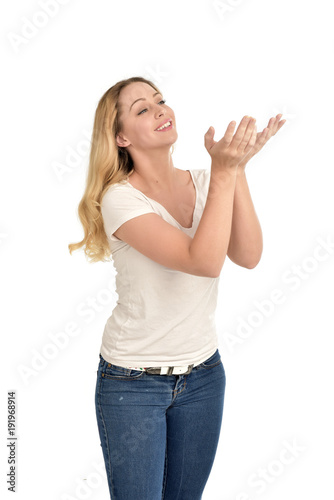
[{"x1": 128, "y1": 147, "x2": 177, "y2": 194}]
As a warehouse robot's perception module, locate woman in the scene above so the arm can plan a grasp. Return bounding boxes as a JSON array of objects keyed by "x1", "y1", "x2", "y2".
[{"x1": 68, "y1": 76, "x2": 285, "y2": 499}]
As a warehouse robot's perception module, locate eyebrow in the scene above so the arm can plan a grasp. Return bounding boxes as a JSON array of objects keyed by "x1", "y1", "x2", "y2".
[{"x1": 129, "y1": 92, "x2": 161, "y2": 111}]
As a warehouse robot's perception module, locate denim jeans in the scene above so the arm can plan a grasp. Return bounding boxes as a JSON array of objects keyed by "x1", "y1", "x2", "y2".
[{"x1": 95, "y1": 348, "x2": 226, "y2": 500}]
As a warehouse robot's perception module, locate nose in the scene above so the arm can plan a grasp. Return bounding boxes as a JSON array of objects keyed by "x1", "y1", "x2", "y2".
[{"x1": 155, "y1": 104, "x2": 165, "y2": 117}]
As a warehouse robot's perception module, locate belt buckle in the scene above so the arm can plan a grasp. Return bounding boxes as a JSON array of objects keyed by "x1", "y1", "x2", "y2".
[
  {"x1": 145, "y1": 367, "x2": 161, "y2": 375},
  {"x1": 146, "y1": 364, "x2": 194, "y2": 375}
]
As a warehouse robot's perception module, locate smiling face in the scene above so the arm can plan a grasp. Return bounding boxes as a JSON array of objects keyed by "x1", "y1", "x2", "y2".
[{"x1": 116, "y1": 82, "x2": 177, "y2": 153}]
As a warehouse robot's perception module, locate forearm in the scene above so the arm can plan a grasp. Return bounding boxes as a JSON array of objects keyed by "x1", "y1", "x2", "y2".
[
  {"x1": 227, "y1": 170, "x2": 263, "y2": 268},
  {"x1": 189, "y1": 163, "x2": 238, "y2": 277}
]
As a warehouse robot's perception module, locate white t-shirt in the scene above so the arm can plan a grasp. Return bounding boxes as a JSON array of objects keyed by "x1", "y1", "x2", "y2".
[{"x1": 99, "y1": 168, "x2": 219, "y2": 368}]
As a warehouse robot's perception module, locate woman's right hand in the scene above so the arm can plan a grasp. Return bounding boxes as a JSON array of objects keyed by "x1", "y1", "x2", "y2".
[{"x1": 204, "y1": 116, "x2": 257, "y2": 170}]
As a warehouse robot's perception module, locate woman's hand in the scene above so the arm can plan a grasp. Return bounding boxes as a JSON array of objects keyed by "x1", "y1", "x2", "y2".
[
  {"x1": 204, "y1": 116, "x2": 257, "y2": 172},
  {"x1": 238, "y1": 114, "x2": 286, "y2": 171}
]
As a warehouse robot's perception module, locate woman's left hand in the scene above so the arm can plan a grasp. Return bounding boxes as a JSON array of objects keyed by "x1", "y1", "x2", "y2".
[{"x1": 238, "y1": 114, "x2": 286, "y2": 171}]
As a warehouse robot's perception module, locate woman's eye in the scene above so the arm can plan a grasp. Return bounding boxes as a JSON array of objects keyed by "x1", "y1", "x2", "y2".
[{"x1": 138, "y1": 100, "x2": 166, "y2": 115}]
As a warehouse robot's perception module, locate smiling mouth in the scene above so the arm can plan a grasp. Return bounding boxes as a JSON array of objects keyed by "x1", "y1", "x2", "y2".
[{"x1": 155, "y1": 120, "x2": 173, "y2": 131}]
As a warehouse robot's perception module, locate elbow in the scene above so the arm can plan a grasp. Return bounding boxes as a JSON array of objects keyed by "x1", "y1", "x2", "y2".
[
  {"x1": 244, "y1": 246, "x2": 263, "y2": 269},
  {"x1": 207, "y1": 259, "x2": 226, "y2": 278},
  {"x1": 207, "y1": 269, "x2": 221, "y2": 278},
  {"x1": 244, "y1": 254, "x2": 262, "y2": 269},
  {"x1": 200, "y1": 266, "x2": 221, "y2": 278},
  {"x1": 207, "y1": 255, "x2": 262, "y2": 276},
  {"x1": 245, "y1": 261, "x2": 258, "y2": 269}
]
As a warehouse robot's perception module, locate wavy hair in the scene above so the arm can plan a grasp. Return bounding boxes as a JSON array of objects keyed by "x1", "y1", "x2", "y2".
[{"x1": 68, "y1": 76, "x2": 174, "y2": 262}]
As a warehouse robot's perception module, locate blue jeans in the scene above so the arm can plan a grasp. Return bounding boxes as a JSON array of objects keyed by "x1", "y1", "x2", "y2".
[{"x1": 95, "y1": 348, "x2": 226, "y2": 500}]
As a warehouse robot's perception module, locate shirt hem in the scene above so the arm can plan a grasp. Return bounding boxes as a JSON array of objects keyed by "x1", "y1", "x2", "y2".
[{"x1": 99, "y1": 345, "x2": 218, "y2": 369}]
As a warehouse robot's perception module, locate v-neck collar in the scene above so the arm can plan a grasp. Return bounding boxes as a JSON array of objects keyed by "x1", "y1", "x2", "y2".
[{"x1": 126, "y1": 169, "x2": 198, "y2": 230}]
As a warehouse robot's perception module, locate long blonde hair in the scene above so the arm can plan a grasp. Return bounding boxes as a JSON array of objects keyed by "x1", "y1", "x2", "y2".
[{"x1": 68, "y1": 76, "x2": 174, "y2": 262}]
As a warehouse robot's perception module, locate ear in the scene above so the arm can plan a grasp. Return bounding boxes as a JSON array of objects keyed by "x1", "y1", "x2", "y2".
[{"x1": 116, "y1": 134, "x2": 130, "y2": 148}]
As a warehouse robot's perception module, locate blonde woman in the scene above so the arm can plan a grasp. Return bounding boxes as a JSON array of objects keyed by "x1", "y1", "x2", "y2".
[{"x1": 69, "y1": 76, "x2": 285, "y2": 499}]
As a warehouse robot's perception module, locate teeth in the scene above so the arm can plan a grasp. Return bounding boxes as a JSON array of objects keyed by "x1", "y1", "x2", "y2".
[{"x1": 156, "y1": 121, "x2": 171, "y2": 131}]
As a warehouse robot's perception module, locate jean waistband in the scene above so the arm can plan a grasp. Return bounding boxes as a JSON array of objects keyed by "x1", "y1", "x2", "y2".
[
  {"x1": 100, "y1": 349, "x2": 218, "y2": 376},
  {"x1": 126, "y1": 357, "x2": 206, "y2": 375}
]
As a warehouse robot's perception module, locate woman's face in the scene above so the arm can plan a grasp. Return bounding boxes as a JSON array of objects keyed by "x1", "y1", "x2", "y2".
[{"x1": 116, "y1": 82, "x2": 177, "y2": 153}]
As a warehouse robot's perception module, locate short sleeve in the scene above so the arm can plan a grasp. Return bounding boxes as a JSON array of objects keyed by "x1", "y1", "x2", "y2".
[{"x1": 101, "y1": 184, "x2": 156, "y2": 241}]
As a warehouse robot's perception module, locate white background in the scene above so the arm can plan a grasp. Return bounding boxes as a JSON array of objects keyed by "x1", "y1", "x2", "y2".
[{"x1": 1, "y1": 0, "x2": 333, "y2": 499}]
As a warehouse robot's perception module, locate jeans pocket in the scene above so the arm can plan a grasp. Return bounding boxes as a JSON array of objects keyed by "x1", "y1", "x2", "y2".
[
  {"x1": 199, "y1": 349, "x2": 222, "y2": 369},
  {"x1": 99, "y1": 355, "x2": 145, "y2": 380}
]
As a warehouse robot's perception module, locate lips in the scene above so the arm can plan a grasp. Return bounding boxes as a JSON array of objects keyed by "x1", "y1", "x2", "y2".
[{"x1": 155, "y1": 119, "x2": 172, "y2": 131}]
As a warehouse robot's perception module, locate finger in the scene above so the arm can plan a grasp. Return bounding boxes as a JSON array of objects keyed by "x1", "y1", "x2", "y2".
[
  {"x1": 230, "y1": 116, "x2": 252, "y2": 148},
  {"x1": 267, "y1": 117, "x2": 276, "y2": 130},
  {"x1": 257, "y1": 127, "x2": 270, "y2": 146},
  {"x1": 244, "y1": 124, "x2": 257, "y2": 152},
  {"x1": 259, "y1": 127, "x2": 270, "y2": 143},
  {"x1": 204, "y1": 126, "x2": 215, "y2": 150},
  {"x1": 248, "y1": 128, "x2": 268, "y2": 152},
  {"x1": 270, "y1": 115, "x2": 285, "y2": 135},
  {"x1": 277, "y1": 119, "x2": 286, "y2": 131},
  {"x1": 268, "y1": 114, "x2": 282, "y2": 127},
  {"x1": 238, "y1": 118, "x2": 256, "y2": 151},
  {"x1": 222, "y1": 120, "x2": 237, "y2": 146}
]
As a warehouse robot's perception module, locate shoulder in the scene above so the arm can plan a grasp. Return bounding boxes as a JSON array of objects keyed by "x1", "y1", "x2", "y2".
[
  {"x1": 100, "y1": 180, "x2": 156, "y2": 241},
  {"x1": 101, "y1": 179, "x2": 155, "y2": 227},
  {"x1": 101, "y1": 180, "x2": 146, "y2": 207}
]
